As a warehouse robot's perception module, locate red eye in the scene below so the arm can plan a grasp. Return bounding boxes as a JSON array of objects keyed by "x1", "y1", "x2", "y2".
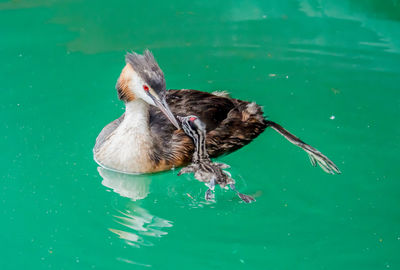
[
  {"x1": 143, "y1": 85, "x2": 149, "y2": 91},
  {"x1": 189, "y1": 117, "x2": 196, "y2": 121}
]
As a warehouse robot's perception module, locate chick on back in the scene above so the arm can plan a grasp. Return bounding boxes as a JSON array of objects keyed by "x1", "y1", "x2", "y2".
[{"x1": 177, "y1": 115, "x2": 255, "y2": 203}]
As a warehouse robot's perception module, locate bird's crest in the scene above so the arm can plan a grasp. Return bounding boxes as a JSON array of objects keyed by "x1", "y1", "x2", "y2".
[{"x1": 125, "y1": 50, "x2": 166, "y2": 97}]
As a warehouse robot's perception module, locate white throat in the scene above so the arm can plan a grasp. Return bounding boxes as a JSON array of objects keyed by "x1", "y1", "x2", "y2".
[
  {"x1": 95, "y1": 99, "x2": 154, "y2": 172},
  {"x1": 125, "y1": 99, "x2": 150, "y2": 125}
]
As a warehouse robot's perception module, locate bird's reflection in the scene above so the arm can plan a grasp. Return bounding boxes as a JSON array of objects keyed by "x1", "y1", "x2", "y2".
[
  {"x1": 97, "y1": 167, "x2": 173, "y2": 248},
  {"x1": 109, "y1": 207, "x2": 172, "y2": 248},
  {"x1": 98, "y1": 167, "x2": 151, "y2": 201}
]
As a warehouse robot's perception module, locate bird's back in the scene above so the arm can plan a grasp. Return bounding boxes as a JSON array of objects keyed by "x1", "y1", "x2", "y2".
[{"x1": 148, "y1": 89, "x2": 267, "y2": 169}]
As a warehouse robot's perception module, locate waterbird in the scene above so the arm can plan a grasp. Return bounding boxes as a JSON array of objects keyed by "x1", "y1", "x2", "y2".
[
  {"x1": 93, "y1": 50, "x2": 340, "y2": 175},
  {"x1": 177, "y1": 115, "x2": 255, "y2": 203}
]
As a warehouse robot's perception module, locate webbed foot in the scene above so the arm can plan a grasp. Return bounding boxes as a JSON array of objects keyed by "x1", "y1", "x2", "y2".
[
  {"x1": 307, "y1": 152, "x2": 341, "y2": 175},
  {"x1": 237, "y1": 193, "x2": 255, "y2": 203},
  {"x1": 205, "y1": 189, "x2": 215, "y2": 201},
  {"x1": 205, "y1": 177, "x2": 216, "y2": 201},
  {"x1": 230, "y1": 184, "x2": 255, "y2": 203}
]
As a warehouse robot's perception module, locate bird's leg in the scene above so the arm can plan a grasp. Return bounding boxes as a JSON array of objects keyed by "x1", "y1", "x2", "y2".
[
  {"x1": 205, "y1": 177, "x2": 216, "y2": 201},
  {"x1": 266, "y1": 120, "x2": 341, "y2": 175},
  {"x1": 214, "y1": 162, "x2": 230, "y2": 169},
  {"x1": 230, "y1": 184, "x2": 255, "y2": 203},
  {"x1": 178, "y1": 165, "x2": 195, "y2": 176}
]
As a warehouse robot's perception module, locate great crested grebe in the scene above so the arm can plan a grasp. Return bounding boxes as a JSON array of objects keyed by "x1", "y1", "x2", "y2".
[
  {"x1": 178, "y1": 115, "x2": 255, "y2": 203},
  {"x1": 93, "y1": 50, "x2": 340, "y2": 174}
]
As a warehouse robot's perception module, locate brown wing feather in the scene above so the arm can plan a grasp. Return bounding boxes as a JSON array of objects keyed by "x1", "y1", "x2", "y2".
[
  {"x1": 206, "y1": 102, "x2": 267, "y2": 157},
  {"x1": 149, "y1": 89, "x2": 267, "y2": 168},
  {"x1": 149, "y1": 89, "x2": 235, "y2": 133}
]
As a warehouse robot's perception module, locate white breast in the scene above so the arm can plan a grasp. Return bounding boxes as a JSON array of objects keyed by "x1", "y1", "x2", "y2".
[{"x1": 94, "y1": 100, "x2": 153, "y2": 173}]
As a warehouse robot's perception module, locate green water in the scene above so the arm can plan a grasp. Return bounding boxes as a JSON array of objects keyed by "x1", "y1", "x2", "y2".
[{"x1": 2, "y1": 0, "x2": 400, "y2": 269}]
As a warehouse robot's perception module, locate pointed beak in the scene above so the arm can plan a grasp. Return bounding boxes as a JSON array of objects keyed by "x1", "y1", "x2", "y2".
[{"x1": 150, "y1": 93, "x2": 180, "y2": 129}]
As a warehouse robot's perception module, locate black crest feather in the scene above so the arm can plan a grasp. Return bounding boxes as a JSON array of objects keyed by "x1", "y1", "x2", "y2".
[{"x1": 125, "y1": 50, "x2": 166, "y2": 97}]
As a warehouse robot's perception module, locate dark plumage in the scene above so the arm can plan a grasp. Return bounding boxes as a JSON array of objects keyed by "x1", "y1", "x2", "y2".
[{"x1": 147, "y1": 89, "x2": 268, "y2": 168}]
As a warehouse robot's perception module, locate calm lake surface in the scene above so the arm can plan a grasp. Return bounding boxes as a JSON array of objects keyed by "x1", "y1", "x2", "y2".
[{"x1": 1, "y1": 0, "x2": 400, "y2": 269}]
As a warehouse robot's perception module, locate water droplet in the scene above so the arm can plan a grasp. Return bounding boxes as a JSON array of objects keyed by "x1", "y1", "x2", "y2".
[{"x1": 330, "y1": 115, "x2": 335, "y2": 120}]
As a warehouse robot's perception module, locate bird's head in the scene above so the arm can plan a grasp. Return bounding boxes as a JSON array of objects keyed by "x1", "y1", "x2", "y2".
[
  {"x1": 177, "y1": 115, "x2": 206, "y2": 139},
  {"x1": 116, "y1": 49, "x2": 179, "y2": 129}
]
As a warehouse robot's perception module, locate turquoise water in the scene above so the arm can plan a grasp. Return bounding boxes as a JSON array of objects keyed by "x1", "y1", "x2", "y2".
[{"x1": 1, "y1": 0, "x2": 400, "y2": 269}]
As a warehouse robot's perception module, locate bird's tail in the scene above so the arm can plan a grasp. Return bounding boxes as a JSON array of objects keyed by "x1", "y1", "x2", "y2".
[{"x1": 266, "y1": 120, "x2": 341, "y2": 174}]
